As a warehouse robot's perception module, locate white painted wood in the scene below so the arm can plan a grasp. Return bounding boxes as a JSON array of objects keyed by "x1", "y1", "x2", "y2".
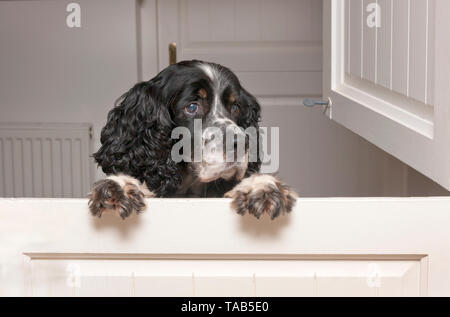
[
  {"x1": 345, "y1": 0, "x2": 435, "y2": 105},
  {"x1": 324, "y1": 0, "x2": 450, "y2": 190},
  {"x1": 0, "y1": 123, "x2": 92, "y2": 198},
  {"x1": 157, "y1": 0, "x2": 322, "y2": 97},
  {"x1": 409, "y1": 0, "x2": 428, "y2": 104},
  {"x1": 24, "y1": 257, "x2": 422, "y2": 297},
  {"x1": 392, "y1": 0, "x2": 409, "y2": 96},
  {"x1": 348, "y1": 0, "x2": 362, "y2": 78},
  {"x1": 426, "y1": 0, "x2": 435, "y2": 107},
  {"x1": 2, "y1": 198, "x2": 450, "y2": 296},
  {"x1": 376, "y1": 0, "x2": 392, "y2": 89},
  {"x1": 362, "y1": 0, "x2": 376, "y2": 82}
]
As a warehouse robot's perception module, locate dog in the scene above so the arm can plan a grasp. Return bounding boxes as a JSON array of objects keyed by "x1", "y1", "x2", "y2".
[{"x1": 88, "y1": 60, "x2": 297, "y2": 220}]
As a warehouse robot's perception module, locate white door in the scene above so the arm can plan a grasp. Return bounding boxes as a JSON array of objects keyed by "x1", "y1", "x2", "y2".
[
  {"x1": 2, "y1": 197, "x2": 450, "y2": 297},
  {"x1": 157, "y1": 0, "x2": 322, "y2": 97},
  {"x1": 323, "y1": 0, "x2": 450, "y2": 190}
]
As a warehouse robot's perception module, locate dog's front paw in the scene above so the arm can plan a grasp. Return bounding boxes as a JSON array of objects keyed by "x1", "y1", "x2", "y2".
[
  {"x1": 224, "y1": 174, "x2": 297, "y2": 220},
  {"x1": 88, "y1": 176, "x2": 151, "y2": 220}
]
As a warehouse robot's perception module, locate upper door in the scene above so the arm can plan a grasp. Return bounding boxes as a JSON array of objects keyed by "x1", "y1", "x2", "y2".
[
  {"x1": 323, "y1": 0, "x2": 450, "y2": 190},
  {"x1": 157, "y1": 0, "x2": 322, "y2": 97}
]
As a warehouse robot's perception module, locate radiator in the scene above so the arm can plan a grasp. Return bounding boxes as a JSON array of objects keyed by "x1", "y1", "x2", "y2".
[{"x1": 0, "y1": 123, "x2": 93, "y2": 198}]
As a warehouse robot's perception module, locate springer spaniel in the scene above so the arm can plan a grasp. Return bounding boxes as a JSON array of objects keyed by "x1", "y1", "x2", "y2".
[{"x1": 88, "y1": 60, "x2": 297, "y2": 220}]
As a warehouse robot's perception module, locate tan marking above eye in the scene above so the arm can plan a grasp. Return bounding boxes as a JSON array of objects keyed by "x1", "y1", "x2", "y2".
[
  {"x1": 229, "y1": 94, "x2": 236, "y2": 103},
  {"x1": 198, "y1": 88, "x2": 207, "y2": 99}
]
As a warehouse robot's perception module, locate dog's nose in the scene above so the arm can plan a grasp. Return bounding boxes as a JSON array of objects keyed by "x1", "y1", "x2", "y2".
[
  {"x1": 231, "y1": 133, "x2": 249, "y2": 151},
  {"x1": 202, "y1": 122, "x2": 248, "y2": 161}
]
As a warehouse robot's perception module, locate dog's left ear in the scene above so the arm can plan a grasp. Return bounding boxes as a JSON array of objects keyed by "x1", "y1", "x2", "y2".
[
  {"x1": 238, "y1": 88, "x2": 262, "y2": 175},
  {"x1": 93, "y1": 81, "x2": 182, "y2": 196},
  {"x1": 238, "y1": 88, "x2": 261, "y2": 129}
]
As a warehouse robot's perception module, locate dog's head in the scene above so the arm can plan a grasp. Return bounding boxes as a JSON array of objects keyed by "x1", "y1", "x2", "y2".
[{"x1": 94, "y1": 60, "x2": 261, "y2": 195}]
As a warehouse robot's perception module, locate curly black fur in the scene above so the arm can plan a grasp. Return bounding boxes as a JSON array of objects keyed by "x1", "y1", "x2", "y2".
[
  {"x1": 93, "y1": 60, "x2": 262, "y2": 197},
  {"x1": 93, "y1": 80, "x2": 184, "y2": 196},
  {"x1": 238, "y1": 87, "x2": 262, "y2": 176}
]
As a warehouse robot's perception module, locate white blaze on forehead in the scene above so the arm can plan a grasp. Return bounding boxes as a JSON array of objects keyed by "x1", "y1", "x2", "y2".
[
  {"x1": 198, "y1": 63, "x2": 222, "y2": 117},
  {"x1": 198, "y1": 63, "x2": 216, "y2": 81},
  {"x1": 197, "y1": 62, "x2": 233, "y2": 122}
]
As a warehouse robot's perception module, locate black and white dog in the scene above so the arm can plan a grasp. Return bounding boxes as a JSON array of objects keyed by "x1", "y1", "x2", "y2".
[{"x1": 88, "y1": 60, "x2": 297, "y2": 220}]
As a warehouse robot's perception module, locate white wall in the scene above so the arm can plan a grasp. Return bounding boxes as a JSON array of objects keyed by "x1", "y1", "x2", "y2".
[
  {"x1": 0, "y1": 0, "x2": 447, "y2": 197},
  {"x1": 0, "y1": 0, "x2": 140, "y2": 182}
]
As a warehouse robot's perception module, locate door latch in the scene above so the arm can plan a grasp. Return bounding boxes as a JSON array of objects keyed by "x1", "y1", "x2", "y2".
[{"x1": 303, "y1": 98, "x2": 332, "y2": 116}]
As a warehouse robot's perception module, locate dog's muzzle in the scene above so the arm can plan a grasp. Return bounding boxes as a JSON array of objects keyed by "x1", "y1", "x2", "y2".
[{"x1": 196, "y1": 122, "x2": 249, "y2": 182}]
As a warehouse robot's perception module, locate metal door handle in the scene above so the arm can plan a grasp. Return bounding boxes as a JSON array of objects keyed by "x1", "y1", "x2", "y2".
[
  {"x1": 303, "y1": 98, "x2": 330, "y2": 107},
  {"x1": 303, "y1": 98, "x2": 332, "y2": 115}
]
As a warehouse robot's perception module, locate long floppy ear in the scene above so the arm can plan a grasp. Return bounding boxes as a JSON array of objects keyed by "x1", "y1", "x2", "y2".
[
  {"x1": 238, "y1": 88, "x2": 262, "y2": 176},
  {"x1": 93, "y1": 81, "x2": 182, "y2": 196}
]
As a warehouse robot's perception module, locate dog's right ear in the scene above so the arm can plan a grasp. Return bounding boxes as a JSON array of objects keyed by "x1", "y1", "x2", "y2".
[{"x1": 93, "y1": 81, "x2": 182, "y2": 196}]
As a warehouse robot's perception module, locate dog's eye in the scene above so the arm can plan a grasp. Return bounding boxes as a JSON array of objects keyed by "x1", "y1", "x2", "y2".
[
  {"x1": 231, "y1": 104, "x2": 240, "y2": 115},
  {"x1": 185, "y1": 103, "x2": 199, "y2": 115}
]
